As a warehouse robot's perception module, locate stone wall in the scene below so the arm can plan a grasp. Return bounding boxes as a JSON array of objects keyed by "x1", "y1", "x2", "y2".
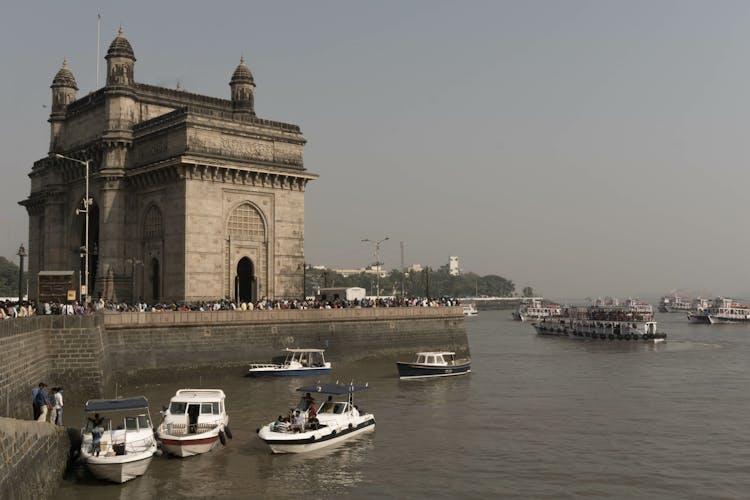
[
  {"x1": 0, "y1": 308, "x2": 466, "y2": 416},
  {"x1": 0, "y1": 418, "x2": 70, "y2": 500},
  {"x1": 0, "y1": 316, "x2": 107, "y2": 420},
  {"x1": 102, "y1": 307, "x2": 468, "y2": 378}
]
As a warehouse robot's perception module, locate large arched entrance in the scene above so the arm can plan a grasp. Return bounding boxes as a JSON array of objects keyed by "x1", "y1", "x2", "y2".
[
  {"x1": 236, "y1": 257, "x2": 255, "y2": 303},
  {"x1": 150, "y1": 258, "x2": 160, "y2": 302},
  {"x1": 77, "y1": 200, "x2": 99, "y2": 297}
]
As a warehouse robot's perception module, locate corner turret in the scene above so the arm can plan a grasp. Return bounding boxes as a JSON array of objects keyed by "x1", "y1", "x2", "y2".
[
  {"x1": 49, "y1": 59, "x2": 78, "y2": 151},
  {"x1": 105, "y1": 27, "x2": 136, "y2": 87},
  {"x1": 230, "y1": 56, "x2": 255, "y2": 116}
]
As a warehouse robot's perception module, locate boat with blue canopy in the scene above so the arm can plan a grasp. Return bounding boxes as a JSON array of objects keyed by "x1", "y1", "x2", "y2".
[
  {"x1": 256, "y1": 382, "x2": 375, "y2": 453},
  {"x1": 80, "y1": 396, "x2": 157, "y2": 483}
]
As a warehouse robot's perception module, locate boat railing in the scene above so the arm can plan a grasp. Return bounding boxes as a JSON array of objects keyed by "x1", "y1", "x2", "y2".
[
  {"x1": 161, "y1": 422, "x2": 219, "y2": 435},
  {"x1": 248, "y1": 363, "x2": 280, "y2": 369}
]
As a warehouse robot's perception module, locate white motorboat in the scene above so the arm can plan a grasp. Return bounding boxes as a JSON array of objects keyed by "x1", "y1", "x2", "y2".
[
  {"x1": 156, "y1": 389, "x2": 231, "y2": 457},
  {"x1": 80, "y1": 396, "x2": 157, "y2": 483},
  {"x1": 247, "y1": 348, "x2": 332, "y2": 377},
  {"x1": 396, "y1": 351, "x2": 471, "y2": 379},
  {"x1": 256, "y1": 383, "x2": 375, "y2": 454},
  {"x1": 462, "y1": 303, "x2": 479, "y2": 316}
]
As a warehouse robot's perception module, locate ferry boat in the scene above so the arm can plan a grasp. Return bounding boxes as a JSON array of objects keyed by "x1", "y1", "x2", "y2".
[
  {"x1": 256, "y1": 382, "x2": 376, "y2": 454},
  {"x1": 247, "y1": 348, "x2": 332, "y2": 377},
  {"x1": 687, "y1": 297, "x2": 713, "y2": 323},
  {"x1": 533, "y1": 298, "x2": 667, "y2": 343},
  {"x1": 156, "y1": 389, "x2": 231, "y2": 457},
  {"x1": 512, "y1": 298, "x2": 562, "y2": 322},
  {"x1": 688, "y1": 297, "x2": 750, "y2": 324},
  {"x1": 396, "y1": 351, "x2": 471, "y2": 379},
  {"x1": 80, "y1": 396, "x2": 157, "y2": 483},
  {"x1": 658, "y1": 294, "x2": 693, "y2": 313}
]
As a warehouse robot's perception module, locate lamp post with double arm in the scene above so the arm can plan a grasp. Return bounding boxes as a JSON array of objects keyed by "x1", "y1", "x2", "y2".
[
  {"x1": 361, "y1": 236, "x2": 389, "y2": 299},
  {"x1": 54, "y1": 154, "x2": 92, "y2": 303}
]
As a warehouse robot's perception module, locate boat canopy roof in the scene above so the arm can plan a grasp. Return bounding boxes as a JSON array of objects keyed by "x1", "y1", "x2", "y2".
[
  {"x1": 84, "y1": 396, "x2": 149, "y2": 413},
  {"x1": 416, "y1": 351, "x2": 455, "y2": 357},
  {"x1": 285, "y1": 348, "x2": 326, "y2": 353},
  {"x1": 171, "y1": 389, "x2": 226, "y2": 402},
  {"x1": 296, "y1": 383, "x2": 369, "y2": 394}
]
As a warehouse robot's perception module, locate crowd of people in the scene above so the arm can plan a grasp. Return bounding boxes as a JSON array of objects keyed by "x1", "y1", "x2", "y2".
[
  {"x1": 2, "y1": 295, "x2": 464, "y2": 318},
  {"x1": 31, "y1": 382, "x2": 64, "y2": 425}
]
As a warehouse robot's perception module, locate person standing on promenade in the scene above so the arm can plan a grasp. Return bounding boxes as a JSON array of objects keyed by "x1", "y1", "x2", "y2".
[
  {"x1": 32, "y1": 382, "x2": 43, "y2": 420},
  {"x1": 54, "y1": 387, "x2": 64, "y2": 425},
  {"x1": 48, "y1": 388, "x2": 59, "y2": 425},
  {"x1": 34, "y1": 384, "x2": 51, "y2": 422}
]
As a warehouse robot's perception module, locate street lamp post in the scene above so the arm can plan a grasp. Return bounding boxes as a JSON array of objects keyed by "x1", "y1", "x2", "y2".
[
  {"x1": 54, "y1": 154, "x2": 92, "y2": 303},
  {"x1": 16, "y1": 244, "x2": 26, "y2": 304},
  {"x1": 361, "y1": 236, "x2": 389, "y2": 299}
]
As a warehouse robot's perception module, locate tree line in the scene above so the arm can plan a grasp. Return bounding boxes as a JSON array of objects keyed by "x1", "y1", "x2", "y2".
[
  {"x1": 0, "y1": 256, "x2": 26, "y2": 297},
  {"x1": 305, "y1": 265, "x2": 528, "y2": 298}
]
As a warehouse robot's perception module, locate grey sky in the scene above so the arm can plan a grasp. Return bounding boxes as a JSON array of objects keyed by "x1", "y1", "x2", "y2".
[{"x1": 2, "y1": 1, "x2": 749, "y2": 299}]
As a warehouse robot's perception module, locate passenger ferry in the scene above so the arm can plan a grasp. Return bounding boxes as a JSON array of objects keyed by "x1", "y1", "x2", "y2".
[
  {"x1": 688, "y1": 297, "x2": 750, "y2": 324},
  {"x1": 512, "y1": 298, "x2": 562, "y2": 322},
  {"x1": 533, "y1": 298, "x2": 666, "y2": 343},
  {"x1": 658, "y1": 294, "x2": 692, "y2": 313}
]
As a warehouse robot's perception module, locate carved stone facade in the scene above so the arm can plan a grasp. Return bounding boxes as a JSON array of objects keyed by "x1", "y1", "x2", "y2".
[{"x1": 20, "y1": 29, "x2": 316, "y2": 303}]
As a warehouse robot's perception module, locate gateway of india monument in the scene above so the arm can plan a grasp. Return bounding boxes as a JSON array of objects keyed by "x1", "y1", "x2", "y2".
[{"x1": 20, "y1": 28, "x2": 317, "y2": 304}]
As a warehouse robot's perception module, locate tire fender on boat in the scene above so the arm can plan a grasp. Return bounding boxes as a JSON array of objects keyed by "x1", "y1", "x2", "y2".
[
  {"x1": 331, "y1": 430, "x2": 337, "y2": 436},
  {"x1": 348, "y1": 423, "x2": 354, "y2": 430},
  {"x1": 225, "y1": 426, "x2": 233, "y2": 439},
  {"x1": 219, "y1": 430, "x2": 227, "y2": 446},
  {"x1": 309, "y1": 435, "x2": 316, "y2": 443}
]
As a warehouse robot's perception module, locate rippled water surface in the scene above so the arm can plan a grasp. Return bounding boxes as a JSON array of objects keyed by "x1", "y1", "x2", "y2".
[{"x1": 56, "y1": 311, "x2": 750, "y2": 499}]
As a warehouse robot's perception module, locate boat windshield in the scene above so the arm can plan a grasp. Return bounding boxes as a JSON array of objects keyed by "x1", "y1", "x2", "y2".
[{"x1": 170, "y1": 402, "x2": 187, "y2": 414}]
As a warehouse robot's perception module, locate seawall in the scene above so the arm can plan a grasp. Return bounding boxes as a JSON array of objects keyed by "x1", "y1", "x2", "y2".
[
  {"x1": 1, "y1": 307, "x2": 466, "y2": 418},
  {"x1": 0, "y1": 418, "x2": 70, "y2": 500}
]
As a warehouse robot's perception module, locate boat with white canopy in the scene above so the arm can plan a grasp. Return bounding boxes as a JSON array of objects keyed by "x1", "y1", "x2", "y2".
[{"x1": 247, "y1": 348, "x2": 332, "y2": 377}]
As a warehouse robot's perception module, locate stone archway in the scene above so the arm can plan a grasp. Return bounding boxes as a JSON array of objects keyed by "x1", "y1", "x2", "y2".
[
  {"x1": 150, "y1": 258, "x2": 160, "y2": 302},
  {"x1": 236, "y1": 257, "x2": 255, "y2": 303}
]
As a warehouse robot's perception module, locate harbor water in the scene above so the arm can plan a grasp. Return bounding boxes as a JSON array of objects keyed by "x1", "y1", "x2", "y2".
[{"x1": 56, "y1": 310, "x2": 750, "y2": 499}]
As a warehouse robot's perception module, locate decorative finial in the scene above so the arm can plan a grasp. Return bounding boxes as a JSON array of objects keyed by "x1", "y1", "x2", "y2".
[
  {"x1": 62, "y1": 59, "x2": 68, "y2": 69},
  {"x1": 118, "y1": 25, "x2": 124, "y2": 36},
  {"x1": 240, "y1": 54, "x2": 245, "y2": 64},
  {"x1": 176, "y1": 81, "x2": 183, "y2": 91}
]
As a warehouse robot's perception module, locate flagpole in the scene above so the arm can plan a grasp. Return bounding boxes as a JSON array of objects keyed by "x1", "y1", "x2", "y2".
[{"x1": 96, "y1": 14, "x2": 101, "y2": 89}]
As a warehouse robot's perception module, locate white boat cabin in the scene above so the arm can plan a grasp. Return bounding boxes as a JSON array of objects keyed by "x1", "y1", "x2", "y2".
[
  {"x1": 413, "y1": 352, "x2": 458, "y2": 366},
  {"x1": 165, "y1": 389, "x2": 227, "y2": 435}
]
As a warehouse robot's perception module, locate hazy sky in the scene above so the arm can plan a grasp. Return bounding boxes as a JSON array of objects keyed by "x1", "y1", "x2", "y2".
[{"x1": 2, "y1": 1, "x2": 750, "y2": 299}]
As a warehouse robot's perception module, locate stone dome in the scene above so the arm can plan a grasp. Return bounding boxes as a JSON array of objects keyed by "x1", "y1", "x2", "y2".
[
  {"x1": 52, "y1": 60, "x2": 78, "y2": 89},
  {"x1": 106, "y1": 26, "x2": 135, "y2": 60},
  {"x1": 230, "y1": 56, "x2": 255, "y2": 85}
]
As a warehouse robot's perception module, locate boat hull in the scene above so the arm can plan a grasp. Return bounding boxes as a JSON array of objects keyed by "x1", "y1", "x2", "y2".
[
  {"x1": 258, "y1": 418, "x2": 375, "y2": 454},
  {"x1": 708, "y1": 315, "x2": 750, "y2": 325},
  {"x1": 246, "y1": 367, "x2": 332, "y2": 377},
  {"x1": 396, "y1": 362, "x2": 471, "y2": 379},
  {"x1": 83, "y1": 450, "x2": 155, "y2": 483},
  {"x1": 158, "y1": 432, "x2": 221, "y2": 457}
]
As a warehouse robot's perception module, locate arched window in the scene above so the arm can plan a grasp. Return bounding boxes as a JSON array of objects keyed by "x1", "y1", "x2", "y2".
[
  {"x1": 228, "y1": 203, "x2": 265, "y2": 240},
  {"x1": 143, "y1": 205, "x2": 163, "y2": 240}
]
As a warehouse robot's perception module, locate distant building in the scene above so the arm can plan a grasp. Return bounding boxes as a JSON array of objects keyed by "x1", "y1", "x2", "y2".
[
  {"x1": 449, "y1": 256, "x2": 460, "y2": 276},
  {"x1": 408, "y1": 264, "x2": 423, "y2": 273},
  {"x1": 20, "y1": 29, "x2": 317, "y2": 303}
]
